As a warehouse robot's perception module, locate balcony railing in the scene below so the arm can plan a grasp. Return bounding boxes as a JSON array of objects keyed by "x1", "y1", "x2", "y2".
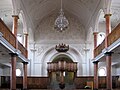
[
  {"x1": 94, "y1": 39, "x2": 105, "y2": 57},
  {"x1": 18, "y1": 41, "x2": 28, "y2": 58},
  {"x1": 0, "y1": 19, "x2": 16, "y2": 48},
  {"x1": 107, "y1": 23, "x2": 120, "y2": 47},
  {"x1": 94, "y1": 23, "x2": 120, "y2": 57},
  {"x1": 47, "y1": 61, "x2": 77, "y2": 72},
  {"x1": 0, "y1": 18, "x2": 28, "y2": 58}
]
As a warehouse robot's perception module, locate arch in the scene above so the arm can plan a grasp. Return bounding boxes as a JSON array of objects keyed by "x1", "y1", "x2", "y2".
[
  {"x1": 11, "y1": 1, "x2": 28, "y2": 33},
  {"x1": 40, "y1": 45, "x2": 83, "y2": 76},
  {"x1": 16, "y1": 10, "x2": 28, "y2": 43},
  {"x1": 94, "y1": 9, "x2": 105, "y2": 32},
  {"x1": 102, "y1": 0, "x2": 112, "y2": 14},
  {"x1": 11, "y1": 0, "x2": 20, "y2": 15},
  {"x1": 41, "y1": 45, "x2": 82, "y2": 63},
  {"x1": 19, "y1": 10, "x2": 28, "y2": 33},
  {"x1": 52, "y1": 54, "x2": 73, "y2": 62},
  {"x1": 98, "y1": 66, "x2": 106, "y2": 76},
  {"x1": 49, "y1": 53, "x2": 75, "y2": 63}
]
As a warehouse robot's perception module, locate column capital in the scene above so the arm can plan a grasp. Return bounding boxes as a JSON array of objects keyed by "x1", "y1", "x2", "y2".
[
  {"x1": 93, "y1": 32, "x2": 98, "y2": 35},
  {"x1": 9, "y1": 53, "x2": 18, "y2": 57},
  {"x1": 104, "y1": 14, "x2": 112, "y2": 18},
  {"x1": 24, "y1": 33, "x2": 28, "y2": 36},
  {"x1": 12, "y1": 15, "x2": 19, "y2": 19},
  {"x1": 105, "y1": 52, "x2": 113, "y2": 56},
  {"x1": 22, "y1": 62, "x2": 28, "y2": 64},
  {"x1": 93, "y1": 61, "x2": 99, "y2": 64}
]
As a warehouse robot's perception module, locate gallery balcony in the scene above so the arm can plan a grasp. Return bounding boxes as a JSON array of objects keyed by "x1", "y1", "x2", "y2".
[
  {"x1": 94, "y1": 23, "x2": 120, "y2": 60},
  {"x1": 0, "y1": 18, "x2": 28, "y2": 62}
]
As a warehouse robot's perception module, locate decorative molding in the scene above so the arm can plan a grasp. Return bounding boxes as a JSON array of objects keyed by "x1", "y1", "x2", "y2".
[
  {"x1": 103, "y1": 38, "x2": 120, "y2": 53},
  {"x1": 0, "y1": 33, "x2": 28, "y2": 62},
  {"x1": 104, "y1": 14, "x2": 112, "y2": 18},
  {"x1": 18, "y1": 53, "x2": 29, "y2": 62},
  {"x1": 93, "y1": 52, "x2": 104, "y2": 61},
  {"x1": 0, "y1": 36, "x2": 16, "y2": 53},
  {"x1": 36, "y1": 46, "x2": 44, "y2": 56}
]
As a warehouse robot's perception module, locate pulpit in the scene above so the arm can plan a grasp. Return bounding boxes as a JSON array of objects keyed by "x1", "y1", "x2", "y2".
[{"x1": 47, "y1": 61, "x2": 77, "y2": 89}]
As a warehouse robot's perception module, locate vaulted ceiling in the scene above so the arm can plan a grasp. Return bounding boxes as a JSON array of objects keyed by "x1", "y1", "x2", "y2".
[
  {"x1": 21, "y1": 0, "x2": 100, "y2": 29},
  {"x1": 0, "y1": 0, "x2": 120, "y2": 33}
]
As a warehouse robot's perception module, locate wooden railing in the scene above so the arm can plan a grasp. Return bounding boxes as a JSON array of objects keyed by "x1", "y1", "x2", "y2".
[
  {"x1": 0, "y1": 19, "x2": 16, "y2": 48},
  {"x1": 94, "y1": 23, "x2": 120, "y2": 57},
  {"x1": 0, "y1": 18, "x2": 27, "y2": 58},
  {"x1": 94, "y1": 39, "x2": 105, "y2": 57},
  {"x1": 107, "y1": 23, "x2": 120, "y2": 47},
  {"x1": 18, "y1": 41, "x2": 28, "y2": 58}
]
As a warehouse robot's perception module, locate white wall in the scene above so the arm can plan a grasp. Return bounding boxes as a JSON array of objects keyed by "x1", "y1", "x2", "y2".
[
  {"x1": 0, "y1": 67, "x2": 3, "y2": 87},
  {"x1": 3, "y1": 67, "x2": 10, "y2": 76},
  {"x1": 28, "y1": 42, "x2": 94, "y2": 76},
  {"x1": 0, "y1": 67, "x2": 3, "y2": 76},
  {"x1": 116, "y1": 64, "x2": 120, "y2": 75},
  {"x1": 98, "y1": 22, "x2": 106, "y2": 33},
  {"x1": 28, "y1": 12, "x2": 94, "y2": 77},
  {"x1": 112, "y1": 66, "x2": 117, "y2": 76}
]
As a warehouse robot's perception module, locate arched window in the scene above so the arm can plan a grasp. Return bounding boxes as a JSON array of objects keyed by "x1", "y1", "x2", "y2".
[
  {"x1": 17, "y1": 34, "x2": 22, "y2": 43},
  {"x1": 98, "y1": 67, "x2": 106, "y2": 76},
  {"x1": 97, "y1": 32, "x2": 105, "y2": 45},
  {"x1": 16, "y1": 69, "x2": 21, "y2": 76}
]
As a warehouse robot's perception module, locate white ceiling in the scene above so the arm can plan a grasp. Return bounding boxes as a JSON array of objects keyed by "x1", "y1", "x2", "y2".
[
  {"x1": 0, "y1": 0, "x2": 120, "y2": 31},
  {"x1": 99, "y1": 0, "x2": 120, "y2": 29},
  {"x1": 21, "y1": 0, "x2": 100, "y2": 29}
]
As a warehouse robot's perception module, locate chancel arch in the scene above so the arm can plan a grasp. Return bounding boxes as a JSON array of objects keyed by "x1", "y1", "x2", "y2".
[{"x1": 40, "y1": 45, "x2": 83, "y2": 76}]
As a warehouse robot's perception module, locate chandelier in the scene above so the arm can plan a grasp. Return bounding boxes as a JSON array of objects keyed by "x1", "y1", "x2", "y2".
[{"x1": 54, "y1": 0, "x2": 69, "y2": 32}]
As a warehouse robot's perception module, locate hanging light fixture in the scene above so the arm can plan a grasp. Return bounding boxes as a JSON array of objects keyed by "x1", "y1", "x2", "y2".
[{"x1": 54, "y1": 0, "x2": 69, "y2": 32}]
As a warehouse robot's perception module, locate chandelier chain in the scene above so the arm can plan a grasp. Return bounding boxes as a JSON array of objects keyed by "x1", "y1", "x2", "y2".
[{"x1": 54, "y1": 0, "x2": 69, "y2": 32}]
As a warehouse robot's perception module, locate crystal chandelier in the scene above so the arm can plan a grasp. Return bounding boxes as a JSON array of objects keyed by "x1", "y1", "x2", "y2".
[{"x1": 54, "y1": 0, "x2": 69, "y2": 32}]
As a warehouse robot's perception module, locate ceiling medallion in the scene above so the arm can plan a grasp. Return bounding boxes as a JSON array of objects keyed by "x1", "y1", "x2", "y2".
[
  {"x1": 54, "y1": 0, "x2": 69, "y2": 32},
  {"x1": 55, "y1": 43, "x2": 69, "y2": 52}
]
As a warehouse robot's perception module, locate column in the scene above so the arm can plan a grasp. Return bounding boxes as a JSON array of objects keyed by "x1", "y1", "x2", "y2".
[
  {"x1": 24, "y1": 33, "x2": 28, "y2": 49},
  {"x1": 10, "y1": 53, "x2": 17, "y2": 90},
  {"x1": 104, "y1": 13, "x2": 112, "y2": 90},
  {"x1": 104, "y1": 14, "x2": 112, "y2": 48},
  {"x1": 105, "y1": 52, "x2": 112, "y2": 90},
  {"x1": 93, "y1": 32, "x2": 98, "y2": 48},
  {"x1": 23, "y1": 62, "x2": 28, "y2": 90},
  {"x1": 93, "y1": 61, "x2": 99, "y2": 90},
  {"x1": 93, "y1": 32, "x2": 99, "y2": 90},
  {"x1": 12, "y1": 15, "x2": 19, "y2": 37}
]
